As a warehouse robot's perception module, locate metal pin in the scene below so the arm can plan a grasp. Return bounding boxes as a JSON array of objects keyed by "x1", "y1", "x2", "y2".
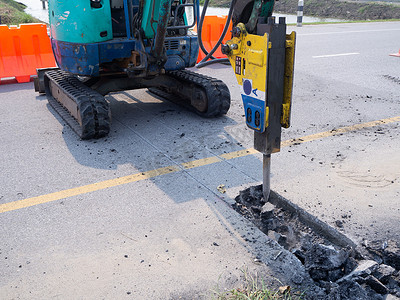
[{"x1": 263, "y1": 154, "x2": 271, "y2": 201}]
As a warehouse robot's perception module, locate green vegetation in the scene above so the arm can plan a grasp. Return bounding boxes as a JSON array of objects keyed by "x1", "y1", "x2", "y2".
[
  {"x1": 212, "y1": 270, "x2": 304, "y2": 300},
  {"x1": 287, "y1": 18, "x2": 400, "y2": 26},
  {"x1": 0, "y1": 0, "x2": 41, "y2": 25},
  {"x1": 199, "y1": 0, "x2": 231, "y2": 8}
]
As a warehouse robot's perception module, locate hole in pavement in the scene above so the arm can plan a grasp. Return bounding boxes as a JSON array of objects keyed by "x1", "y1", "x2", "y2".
[{"x1": 234, "y1": 185, "x2": 400, "y2": 299}]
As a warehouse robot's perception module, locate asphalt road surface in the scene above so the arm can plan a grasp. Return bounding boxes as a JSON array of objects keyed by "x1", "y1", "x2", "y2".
[{"x1": 1, "y1": 21, "x2": 399, "y2": 299}]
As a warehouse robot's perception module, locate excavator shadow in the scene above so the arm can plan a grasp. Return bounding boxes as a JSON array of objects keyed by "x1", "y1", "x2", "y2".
[{"x1": 44, "y1": 78, "x2": 264, "y2": 203}]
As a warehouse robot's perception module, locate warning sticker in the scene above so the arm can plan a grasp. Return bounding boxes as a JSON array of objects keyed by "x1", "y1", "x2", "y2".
[{"x1": 235, "y1": 56, "x2": 242, "y2": 75}]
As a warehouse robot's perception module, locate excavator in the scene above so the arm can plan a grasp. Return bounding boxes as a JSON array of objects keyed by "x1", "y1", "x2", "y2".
[{"x1": 34, "y1": 0, "x2": 296, "y2": 199}]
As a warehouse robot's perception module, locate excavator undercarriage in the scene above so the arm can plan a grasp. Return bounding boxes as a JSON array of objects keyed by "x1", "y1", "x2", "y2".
[{"x1": 35, "y1": 0, "x2": 239, "y2": 139}]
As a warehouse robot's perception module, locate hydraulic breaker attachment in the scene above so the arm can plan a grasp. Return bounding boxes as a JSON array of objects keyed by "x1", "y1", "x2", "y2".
[{"x1": 222, "y1": 17, "x2": 296, "y2": 201}]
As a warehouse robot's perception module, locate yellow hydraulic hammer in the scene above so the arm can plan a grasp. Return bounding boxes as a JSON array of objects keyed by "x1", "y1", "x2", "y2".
[{"x1": 222, "y1": 17, "x2": 296, "y2": 200}]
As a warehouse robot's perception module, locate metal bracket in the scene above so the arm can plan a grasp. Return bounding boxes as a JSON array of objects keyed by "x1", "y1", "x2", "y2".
[{"x1": 281, "y1": 31, "x2": 296, "y2": 128}]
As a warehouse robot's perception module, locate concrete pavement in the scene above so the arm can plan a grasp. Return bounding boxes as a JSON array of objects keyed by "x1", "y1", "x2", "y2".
[{"x1": 1, "y1": 21, "x2": 399, "y2": 299}]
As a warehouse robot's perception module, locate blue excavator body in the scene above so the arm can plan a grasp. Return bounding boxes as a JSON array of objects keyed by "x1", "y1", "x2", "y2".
[{"x1": 48, "y1": 0, "x2": 199, "y2": 77}]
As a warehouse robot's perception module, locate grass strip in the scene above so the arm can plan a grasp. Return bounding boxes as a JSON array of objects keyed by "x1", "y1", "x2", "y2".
[{"x1": 0, "y1": 0, "x2": 42, "y2": 25}]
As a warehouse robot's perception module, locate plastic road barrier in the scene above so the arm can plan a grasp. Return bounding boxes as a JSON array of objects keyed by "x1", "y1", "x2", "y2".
[
  {"x1": 390, "y1": 49, "x2": 400, "y2": 57},
  {"x1": 194, "y1": 15, "x2": 231, "y2": 63},
  {"x1": 0, "y1": 23, "x2": 56, "y2": 83}
]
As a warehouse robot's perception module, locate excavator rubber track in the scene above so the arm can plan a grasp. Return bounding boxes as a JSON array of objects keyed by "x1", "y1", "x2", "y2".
[
  {"x1": 44, "y1": 70, "x2": 111, "y2": 140},
  {"x1": 149, "y1": 69, "x2": 231, "y2": 117}
]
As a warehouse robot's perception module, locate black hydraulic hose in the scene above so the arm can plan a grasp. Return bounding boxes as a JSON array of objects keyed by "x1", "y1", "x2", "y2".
[
  {"x1": 196, "y1": 0, "x2": 237, "y2": 68},
  {"x1": 197, "y1": 57, "x2": 229, "y2": 67},
  {"x1": 197, "y1": 0, "x2": 235, "y2": 66},
  {"x1": 197, "y1": 0, "x2": 216, "y2": 61}
]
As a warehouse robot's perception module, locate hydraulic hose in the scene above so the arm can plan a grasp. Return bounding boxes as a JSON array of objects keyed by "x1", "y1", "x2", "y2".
[
  {"x1": 197, "y1": 0, "x2": 216, "y2": 61},
  {"x1": 196, "y1": 0, "x2": 237, "y2": 68}
]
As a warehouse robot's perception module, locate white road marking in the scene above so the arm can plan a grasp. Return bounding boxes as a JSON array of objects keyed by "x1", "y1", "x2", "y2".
[{"x1": 312, "y1": 52, "x2": 360, "y2": 58}]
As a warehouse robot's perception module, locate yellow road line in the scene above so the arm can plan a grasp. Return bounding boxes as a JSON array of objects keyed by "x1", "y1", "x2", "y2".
[
  {"x1": 220, "y1": 148, "x2": 259, "y2": 160},
  {"x1": 0, "y1": 166, "x2": 179, "y2": 214},
  {"x1": 181, "y1": 156, "x2": 222, "y2": 169},
  {"x1": 281, "y1": 116, "x2": 400, "y2": 147},
  {"x1": 1, "y1": 116, "x2": 399, "y2": 214}
]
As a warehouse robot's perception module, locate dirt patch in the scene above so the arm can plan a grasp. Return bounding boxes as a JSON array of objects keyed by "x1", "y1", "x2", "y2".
[
  {"x1": 383, "y1": 75, "x2": 400, "y2": 85},
  {"x1": 234, "y1": 185, "x2": 400, "y2": 299}
]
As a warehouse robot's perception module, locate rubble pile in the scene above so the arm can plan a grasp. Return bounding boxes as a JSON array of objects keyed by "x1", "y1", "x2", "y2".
[{"x1": 234, "y1": 185, "x2": 400, "y2": 299}]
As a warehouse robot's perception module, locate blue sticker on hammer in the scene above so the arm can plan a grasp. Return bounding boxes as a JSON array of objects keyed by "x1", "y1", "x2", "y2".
[
  {"x1": 241, "y1": 94, "x2": 267, "y2": 133},
  {"x1": 239, "y1": 78, "x2": 267, "y2": 132},
  {"x1": 243, "y1": 79, "x2": 252, "y2": 95}
]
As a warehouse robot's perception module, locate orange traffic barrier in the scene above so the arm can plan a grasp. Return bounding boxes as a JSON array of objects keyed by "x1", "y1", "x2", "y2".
[
  {"x1": 194, "y1": 15, "x2": 232, "y2": 63},
  {"x1": 0, "y1": 23, "x2": 56, "y2": 83},
  {"x1": 390, "y1": 49, "x2": 400, "y2": 57}
]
